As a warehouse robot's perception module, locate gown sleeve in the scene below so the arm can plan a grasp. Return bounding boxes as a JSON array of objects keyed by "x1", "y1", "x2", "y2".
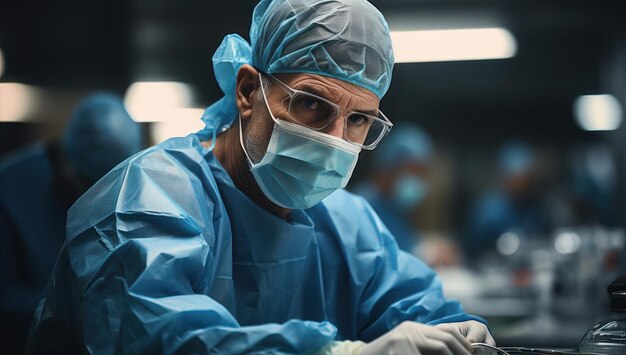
[
  {"x1": 28, "y1": 147, "x2": 336, "y2": 355},
  {"x1": 327, "y1": 192, "x2": 485, "y2": 342}
]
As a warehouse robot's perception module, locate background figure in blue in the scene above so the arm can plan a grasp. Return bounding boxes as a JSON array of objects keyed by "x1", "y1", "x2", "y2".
[
  {"x1": 0, "y1": 93, "x2": 142, "y2": 354},
  {"x1": 28, "y1": 1, "x2": 494, "y2": 354},
  {"x1": 355, "y1": 123, "x2": 433, "y2": 253},
  {"x1": 464, "y1": 141, "x2": 550, "y2": 259},
  {"x1": 566, "y1": 143, "x2": 619, "y2": 227}
]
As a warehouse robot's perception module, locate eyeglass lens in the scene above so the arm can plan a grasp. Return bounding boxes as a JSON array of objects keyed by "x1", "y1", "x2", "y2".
[{"x1": 287, "y1": 91, "x2": 385, "y2": 146}]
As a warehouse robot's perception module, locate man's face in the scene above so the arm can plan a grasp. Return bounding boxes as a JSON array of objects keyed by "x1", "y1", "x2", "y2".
[{"x1": 244, "y1": 72, "x2": 380, "y2": 163}]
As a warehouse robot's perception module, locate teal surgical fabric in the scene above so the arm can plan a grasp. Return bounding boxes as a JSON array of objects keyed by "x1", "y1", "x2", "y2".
[
  {"x1": 198, "y1": 0, "x2": 394, "y2": 139},
  {"x1": 27, "y1": 134, "x2": 481, "y2": 354}
]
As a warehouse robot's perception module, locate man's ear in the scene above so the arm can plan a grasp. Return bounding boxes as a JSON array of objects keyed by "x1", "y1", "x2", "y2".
[{"x1": 236, "y1": 64, "x2": 259, "y2": 121}]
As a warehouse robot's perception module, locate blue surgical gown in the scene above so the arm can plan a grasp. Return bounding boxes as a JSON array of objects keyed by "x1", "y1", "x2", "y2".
[{"x1": 28, "y1": 134, "x2": 481, "y2": 354}]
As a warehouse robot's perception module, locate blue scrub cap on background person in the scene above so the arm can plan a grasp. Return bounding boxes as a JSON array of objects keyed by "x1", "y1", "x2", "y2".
[
  {"x1": 198, "y1": 0, "x2": 395, "y2": 140},
  {"x1": 61, "y1": 93, "x2": 142, "y2": 181},
  {"x1": 374, "y1": 123, "x2": 433, "y2": 170}
]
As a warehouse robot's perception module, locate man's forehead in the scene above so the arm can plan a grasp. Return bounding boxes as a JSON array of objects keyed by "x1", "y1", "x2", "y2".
[{"x1": 274, "y1": 73, "x2": 380, "y2": 110}]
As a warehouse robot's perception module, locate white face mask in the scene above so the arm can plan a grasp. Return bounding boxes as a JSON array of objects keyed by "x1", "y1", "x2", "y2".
[{"x1": 238, "y1": 78, "x2": 361, "y2": 209}]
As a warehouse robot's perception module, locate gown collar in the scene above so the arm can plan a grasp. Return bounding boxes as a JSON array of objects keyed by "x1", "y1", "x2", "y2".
[{"x1": 199, "y1": 135, "x2": 316, "y2": 263}]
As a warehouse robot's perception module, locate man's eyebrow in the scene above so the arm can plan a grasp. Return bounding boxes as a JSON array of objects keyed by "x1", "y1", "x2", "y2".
[
  {"x1": 358, "y1": 108, "x2": 379, "y2": 116},
  {"x1": 294, "y1": 83, "x2": 379, "y2": 116},
  {"x1": 293, "y1": 83, "x2": 334, "y2": 100}
]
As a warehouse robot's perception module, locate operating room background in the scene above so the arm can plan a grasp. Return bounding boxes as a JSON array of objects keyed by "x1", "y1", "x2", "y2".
[{"x1": 2, "y1": 0, "x2": 626, "y2": 349}]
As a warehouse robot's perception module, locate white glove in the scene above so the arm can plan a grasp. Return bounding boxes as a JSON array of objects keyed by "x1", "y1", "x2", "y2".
[
  {"x1": 315, "y1": 340, "x2": 367, "y2": 355},
  {"x1": 358, "y1": 321, "x2": 473, "y2": 355},
  {"x1": 435, "y1": 320, "x2": 496, "y2": 347}
]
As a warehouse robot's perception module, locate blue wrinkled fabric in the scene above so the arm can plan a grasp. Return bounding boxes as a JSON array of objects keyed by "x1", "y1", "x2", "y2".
[
  {"x1": 198, "y1": 0, "x2": 394, "y2": 140},
  {"x1": 27, "y1": 134, "x2": 481, "y2": 354}
]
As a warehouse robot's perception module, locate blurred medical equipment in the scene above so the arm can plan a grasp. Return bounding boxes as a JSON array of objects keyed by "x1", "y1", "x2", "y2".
[
  {"x1": 579, "y1": 275, "x2": 626, "y2": 354},
  {"x1": 472, "y1": 343, "x2": 598, "y2": 355},
  {"x1": 442, "y1": 225, "x2": 625, "y2": 348}
]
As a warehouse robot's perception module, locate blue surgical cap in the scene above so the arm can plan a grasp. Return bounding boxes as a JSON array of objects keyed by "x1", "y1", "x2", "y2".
[
  {"x1": 374, "y1": 123, "x2": 433, "y2": 169},
  {"x1": 61, "y1": 93, "x2": 142, "y2": 181},
  {"x1": 198, "y1": 0, "x2": 394, "y2": 140}
]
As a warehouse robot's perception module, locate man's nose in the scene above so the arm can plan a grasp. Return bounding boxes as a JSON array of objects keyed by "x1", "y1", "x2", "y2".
[{"x1": 323, "y1": 115, "x2": 347, "y2": 140}]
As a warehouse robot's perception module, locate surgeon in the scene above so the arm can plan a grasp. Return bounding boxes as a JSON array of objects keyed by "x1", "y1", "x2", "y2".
[
  {"x1": 27, "y1": 1, "x2": 495, "y2": 354},
  {"x1": 354, "y1": 123, "x2": 433, "y2": 253},
  {"x1": 566, "y1": 143, "x2": 619, "y2": 226},
  {"x1": 464, "y1": 141, "x2": 550, "y2": 259},
  {"x1": 0, "y1": 93, "x2": 142, "y2": 354}
]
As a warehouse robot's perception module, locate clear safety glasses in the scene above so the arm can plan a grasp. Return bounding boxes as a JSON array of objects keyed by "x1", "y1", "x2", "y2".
[{"x1": 260, "y1": 72, "x2": 393, "y2": 150}]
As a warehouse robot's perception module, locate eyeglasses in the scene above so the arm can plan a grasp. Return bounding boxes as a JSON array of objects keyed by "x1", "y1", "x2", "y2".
[{"x1": 259, "y1": 72, "x2": 393, "y2": 150}]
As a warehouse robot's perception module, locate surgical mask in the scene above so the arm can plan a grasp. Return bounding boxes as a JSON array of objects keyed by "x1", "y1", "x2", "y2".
[
  {"x1": 238, "y1": 82, "x2": 361, "y2": 209},
  {"x1": 392, "y1": 174, "x2": 427, "y2": 211}
]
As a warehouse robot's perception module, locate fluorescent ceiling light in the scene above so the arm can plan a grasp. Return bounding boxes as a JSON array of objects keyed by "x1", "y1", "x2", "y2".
[
  {"x1": 574, "y1": 94, "x2": 623, "y2": 131},
  {"x1": 390, "y1": 28, "x2": 517, "y2": 63},
  {"x1": 124, "y1": 81, "x2": 194, "y2": 122},
  {"x1": 150, "y1": 108, "x2": 205, "y2": 143},
  {"x1": 0, "y1": 83, "x2": 40, "y2": 122}
]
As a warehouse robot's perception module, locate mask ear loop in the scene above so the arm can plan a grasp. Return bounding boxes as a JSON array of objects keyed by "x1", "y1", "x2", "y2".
[
  {"x1": 258, "y1": 72, "x2": 282, "y2": 126},
  {"x1": 238, "y1": 114, "x2": 256, "y2": 168},
  {"x1": 239, "y1": 71, "x2": 279, "y2": 168}
]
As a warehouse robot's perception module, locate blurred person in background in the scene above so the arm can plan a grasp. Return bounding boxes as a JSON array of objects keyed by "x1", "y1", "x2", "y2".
[
  {"x1": 354, "y1": 124, "x2": 462, "y2": 267},
  {"x1": 463, "y1": 141, "x2": 550, "y2": 260},
  {"x1": 566, "y1": 143, "x2": 619, "y2": 227},
  {"x1": 0, "y1": 93, "x2": 143, "y2": 354},
  {"x1": 354, "y1": 123, "x2": 433, "y2": 253}
]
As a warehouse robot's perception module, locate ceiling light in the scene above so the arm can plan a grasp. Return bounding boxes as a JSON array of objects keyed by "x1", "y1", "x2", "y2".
[
  {"x1": 150, "y1": 108, "x2": 205, "y2": 144},
  {"x1": 574, "y1": 94, "x2": 623, "y2": 131},
  {"x1": 390, "y1": 28, "x2": 517, "y2": 63},
  {"x1": 124, "y1": 81, "x2": 194, "y2": 122},
  {"x1": 0, "y1": 83, "x2": 40, "y2": 122}
]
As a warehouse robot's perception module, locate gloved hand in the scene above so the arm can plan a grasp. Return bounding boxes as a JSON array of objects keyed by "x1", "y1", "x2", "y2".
[
  {"x1": 359, "y1": 321, "x2": 473, "y2": 355},
  {"x1": 435, "y1": 320, "x2": 496, "y2": 347}
]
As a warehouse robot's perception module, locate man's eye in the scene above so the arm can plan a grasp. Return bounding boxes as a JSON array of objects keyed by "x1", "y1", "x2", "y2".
[
  {"x1": 303, "y1": 97, "x2": 320, "y2": 110},
  {"x1": 349, "y1": 114, "x2": 370, "y2": 125}
]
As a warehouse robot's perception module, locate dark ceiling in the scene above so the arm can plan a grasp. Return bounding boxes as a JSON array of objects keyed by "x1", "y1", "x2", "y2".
[{"x1": 1, "y1": 0, "x2": 625, "y2": 147}]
